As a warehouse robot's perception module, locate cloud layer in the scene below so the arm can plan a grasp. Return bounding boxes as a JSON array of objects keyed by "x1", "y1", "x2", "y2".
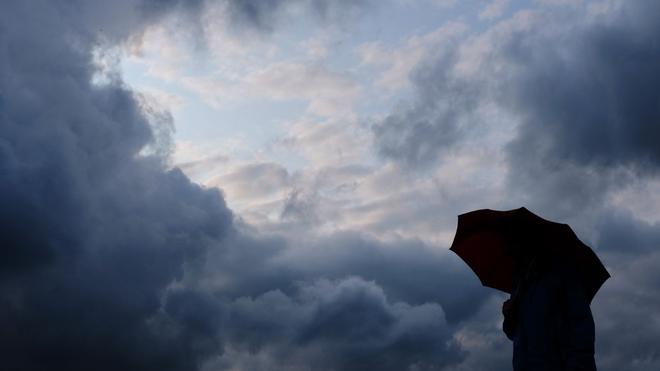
[
  {"x1": 0, "y1": 1, "x2": 485, "y2": 370},
  {"x1": 3, "y1": 0, "x2": 660, "y2": 370},
  {"x1": 372, "y1": 1, "x2": 660, "y2": 369}
]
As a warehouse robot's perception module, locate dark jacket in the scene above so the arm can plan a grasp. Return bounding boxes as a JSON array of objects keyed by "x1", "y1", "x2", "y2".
[{"x1": 503, "y1": 256, "x2": 597, "y2": 371}]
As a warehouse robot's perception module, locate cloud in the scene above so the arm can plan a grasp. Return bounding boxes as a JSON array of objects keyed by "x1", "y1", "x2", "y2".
[
  {"x1": 175, "y1": 228, "x2": 493, "y2": 369},
  {"x1": 242, "y1": 62, "x2": 360, "y2": 117},
  {"x1": 370, "y1": 1, "x2": 660, "y2": 369},
  {"x1": 607, "y1": 178, "x2": 660, "y2": 224},
  {"x1": 0, "y1": 1, "x2": 235, "y2": 369},
  {"x1": 376, "y1": 1, "x2": 660, "y2": 173},
  {"x1": 172, "y1": 61, "x2": 361, "y2": 116},
  {"x1": 591, "y1": 248, "x2": 660, "y2": 371},
  {"x1": 498, "y1": 1, "x2": 660, "y2": 221},
  {"x1": 371, "y1": 10, "x2": 531, "y2": 169},
  {"x1": 276, "y1": 117, "x2": 370, "y2": 166},
  {"x1": 223, "y1": 0, "x2": 372, "y2": 32},
  {"x1": 371, "y1": 0, "x2": 660, "y2": 226},
  {"x1": 189, "y1": 112, "x2": 511, "y2": 245},
  {"x1": 213, "y1": 277, "x2": 464, "y2": 371},
  {"x1": 504, "y1": 3, "x2": 660, "y2": 168},
  {"x1": 206, "y1": 162, "x2": 292, "y2": 202},
  {"x1": 534, "y1": 0, "x2": 580, "y2": 7},
  {"x1": 9, "y1": 0, "x2": 660, "y2": 370},
  {"x1": 478, "y1": 0, "x2": 510, "y2": 21},
  {"x1": 358, "y1": 21, "x2": 468, "y2": 90},
  {"x1": 280, "y1": 188, "x2": 320, "y2": 225},
  {"x1": 0, "y1": 1, "x2": 496, "y2": 370}
]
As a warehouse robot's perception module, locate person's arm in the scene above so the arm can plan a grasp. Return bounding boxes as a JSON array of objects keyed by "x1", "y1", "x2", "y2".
[
  {"x1": 562, "y1": 270, "x2": 597, "y2": 371},
  {"x1": 503, "y1": 274, "x2": 525, "y2": 341},
  {"x1": 502, "y1": 298, "x2": 516, "y2": 340}
]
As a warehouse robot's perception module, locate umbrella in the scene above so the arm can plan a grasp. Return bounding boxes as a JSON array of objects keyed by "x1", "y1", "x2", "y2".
[{"x1": 449, "y1": 207, "x2": 610, "y2": 302}]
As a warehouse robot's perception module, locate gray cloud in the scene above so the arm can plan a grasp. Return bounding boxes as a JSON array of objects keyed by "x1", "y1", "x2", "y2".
[
  {"x1": 593, "y1": 248, "x2": 660, "y2": 371},
  {"x1": 372, "y1": 0, "x2": 660, "y2": 218},
  {"x1": 281, "y1": 232, "x2": 490, "y2": 324},
  {"x1": 280, "y1": 189, "x2": 320, "y2": 224},
  {"x1": 372, "y1": 33, "x2": 475, "y2": 168},
  {"x1": 17, "y1": 0, "x2": 660, "y2": 369},
  {"x1": 499, "y1": 2, "x2": 660, "y2": 219},
  {"x1": 596, "y1": 210, "x2": 660, "y2": 255},
  {"x1": 207, "y1": 162, "x2": 292, "y2": 199},
  {"x1": 375, "y1": 1, "x2": 660, "y2": 172},
  {"x1": 137, "y1": 229, "x2": 489, "y2": 370},
  {"x1": 217, "y1": 277, "x2": 465, "y2": 371},
  {"x1": 190, "y1": 230, "x2": 490, "y2": 322},
  {"x1": 0, "y1": 1, "x2": 491, "y2": 370},
  {"x1": 372, "y1": 1, "x2": 660, "y2": 369},
  {"x1": 0, "y1": 1, "x2": 233, "y2": 369},
  {"x1": 507, "y1": 2, "x2": 660, "y2": 170},
  {"x1": 225, "y1": 0, "x2": 372, "y2": 31}
]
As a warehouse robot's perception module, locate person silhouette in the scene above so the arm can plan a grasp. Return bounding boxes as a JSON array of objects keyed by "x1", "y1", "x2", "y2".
[{"x1": 501, "y1": 243, "x2": 597, "y2": 371}]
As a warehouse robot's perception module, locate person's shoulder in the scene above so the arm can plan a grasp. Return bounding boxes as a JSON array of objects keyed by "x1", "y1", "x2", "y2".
[
  {"x1": 554, "y1": 257, "x2": 580, "y2": 277},
  {"x1": 548, "y1": 258, "x2": 587, "y2": 296},
  {"x1": 532, "y1": 255, "x2": 569, "y2": 287}
]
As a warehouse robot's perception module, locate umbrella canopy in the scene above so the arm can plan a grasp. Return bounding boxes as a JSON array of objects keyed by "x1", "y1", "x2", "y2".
[{"x1": 449, "y1": 207, "x2": 610, "y2": 302}]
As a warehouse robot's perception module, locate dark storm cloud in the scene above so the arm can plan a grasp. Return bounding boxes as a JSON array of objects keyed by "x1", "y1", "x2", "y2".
[
  {"x1": 500, "y1": 3, "x2": 660, "y2": 368},
  {"x1": 500, "y1": 1, "x2": 660, "y2": 216},
  {"x1": 509, "y1": 2, "x2": 660, "y2": 170},
  {"x1": 198, "y1": 231, "x2": 489, "y2": 324},
  {"x1": 185, "y1": 230, "x2": 490, "y2": 370},
  {"x1": 280, "y1": 233, "x2": 490, "y2": 324},
  {"x1": 375, "y1": 1, "x2": 660, "y2": 173},
  {"x1": 373, "y1": 1, "x2": 660, "y2": 369},
  {"x1": 0, "y1": 1, "x2": 233, "y2": 369},
  {"x1": 111, "y1": 228, "x2": 486, "y2": 370},
  {"x1": 219, "y1": 276, "x2": 466, "y2": 371},
  {"x1": 185, "y1": 232, "x2": 480, "y2": 370},
  {"x1": 483, "y1": 2, "x2": 660, "y2": 225},
  {"x1": 373, "y1": 0, "x2": 660, "y2": 217},
  {"x1": 1, "y1": 1, "x2": 488, "y2": 370}
]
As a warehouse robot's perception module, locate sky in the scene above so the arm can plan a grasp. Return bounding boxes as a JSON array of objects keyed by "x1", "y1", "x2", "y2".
[{"x1": 1, "y1": 0, "x2": 660, "y2": 370}]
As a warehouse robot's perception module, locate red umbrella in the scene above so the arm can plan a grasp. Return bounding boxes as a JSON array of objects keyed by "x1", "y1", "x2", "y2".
[{"x1": 449, "y1": 207, "x2": 610, "y2": 302}]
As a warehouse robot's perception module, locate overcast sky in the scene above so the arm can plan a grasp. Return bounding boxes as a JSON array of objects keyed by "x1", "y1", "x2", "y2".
[{"x1": 2, "y1": 0, "x2": 660, "y2": 370}]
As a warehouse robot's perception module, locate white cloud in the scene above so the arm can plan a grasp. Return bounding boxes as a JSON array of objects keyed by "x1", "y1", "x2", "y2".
[
  {"x1": 479, "y1": 0, "x2": 510, "y2": 21},
  {"x1": 397, "y1": 0, "x2": 458, "y2": 8},
  {"x1": 167, "y1": 61, "x2": 361, "y2": 117},
  {"x1": 207, "y1": 162, "x2": 292, "y2": 201},
  {"x1": 433, "y1": 0, "x2": 459, "y2": 8},
  {"x1": 123, "y1": 20, "x2": 199, "y2": 82},
  {"x1": 275, "y1": 117, "x2": 370, "y2": 168},
  {"x1": 535, "y1": 0, "x2": 581, "y2": 6},
  {"x1": 358, "y1": 21, "x2": 468, "y2": 90},
  {"x1": 242, "y1": 62, "x2": 361, "y2": 117}
]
